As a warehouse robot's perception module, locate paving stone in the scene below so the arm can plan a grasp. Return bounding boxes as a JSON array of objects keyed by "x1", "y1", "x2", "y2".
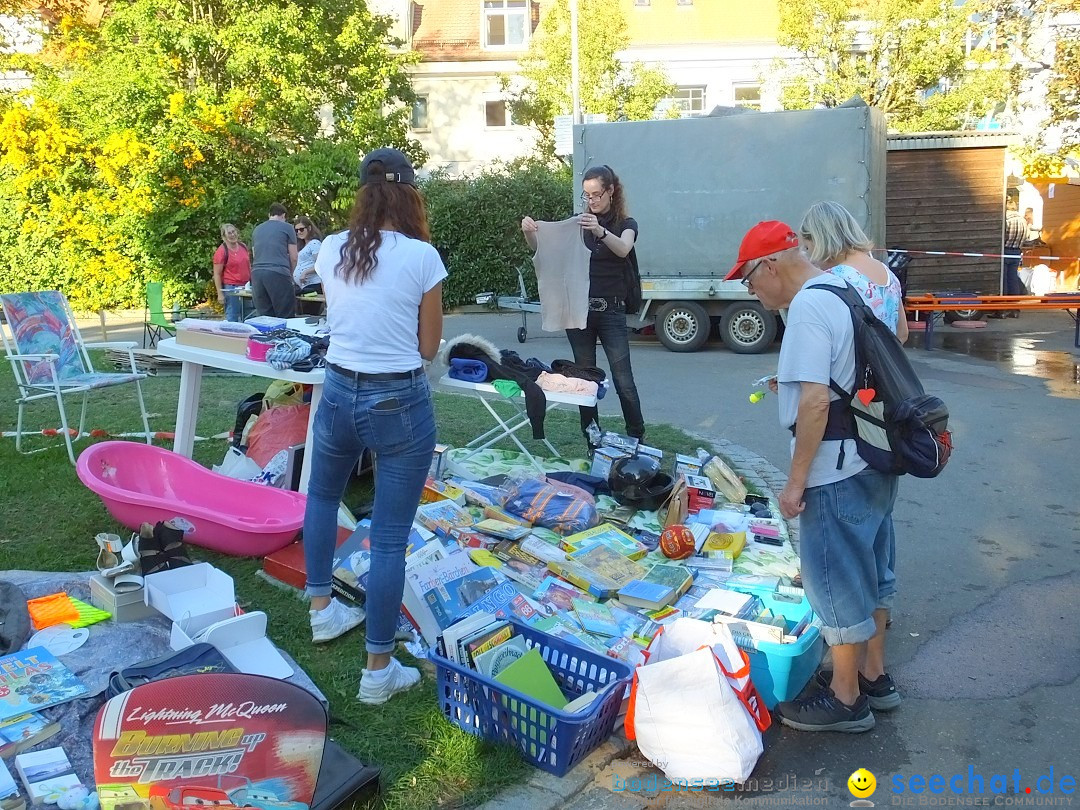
[
  {"x1": 560, "y1": 787, "x2": 650, "y2": 810},
  {"x1": 474, "y1": 784, "x2": 562, "y2": 810}
]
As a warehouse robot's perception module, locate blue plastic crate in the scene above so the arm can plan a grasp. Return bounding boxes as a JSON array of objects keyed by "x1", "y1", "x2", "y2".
[{"x1": 434, "y1": 620, "x2": 633, "y2": 776}]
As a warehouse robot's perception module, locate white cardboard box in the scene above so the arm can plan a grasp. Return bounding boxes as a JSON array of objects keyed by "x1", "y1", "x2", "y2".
[
  {"x1": 144, "y1": 563, "x2": 236, "y2": 621},
  {"x1": 171, "y1": 611, "x2": 293, "y2": 679}
]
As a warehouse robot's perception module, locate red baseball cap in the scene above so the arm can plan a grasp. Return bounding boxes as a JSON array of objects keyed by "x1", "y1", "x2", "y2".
[{"x1": 724, "y1": 221, "x2": 800, "y2": 280}]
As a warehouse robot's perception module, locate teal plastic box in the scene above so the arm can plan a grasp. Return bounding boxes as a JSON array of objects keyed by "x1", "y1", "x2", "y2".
[{"x1": 729, "y1": 585, "x2": 824, "y2": 708}]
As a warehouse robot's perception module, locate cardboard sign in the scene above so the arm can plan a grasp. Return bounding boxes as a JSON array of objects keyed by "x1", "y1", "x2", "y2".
[{"x1": 94, "y1": 673, "x2": 326, "y2": 810}]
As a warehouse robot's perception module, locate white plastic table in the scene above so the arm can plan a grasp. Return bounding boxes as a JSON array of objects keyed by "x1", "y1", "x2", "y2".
[
  {"x1": 438, "y1": 374, "x2": 598, "y2": 473},
  {"x1": 156, "y1": 326, "x2": 325, "y2": 493}
]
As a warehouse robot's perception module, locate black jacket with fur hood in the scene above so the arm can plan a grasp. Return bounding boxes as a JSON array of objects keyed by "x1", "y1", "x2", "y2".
[{"x1": 441, "y1": 334, "x2": 548, "y2": 439}]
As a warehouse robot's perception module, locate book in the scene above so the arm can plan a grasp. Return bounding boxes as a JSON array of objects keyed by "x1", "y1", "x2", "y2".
[
  {"x1": 607, "y1": 603, "x2": 646, "y2": 639},
  {"x1": 473, "y1": 635, "x2": 528, "y2": 678},
  {"x1": 693, "y1": 588, "x2": 753, "y2": 616},
  {"x1": 331, "y1": 525, "x2": 427, "y2": 601},
  {"x1": 565, "y1": 544, "x2": 649, "y2": 588},
  {"x1": 0, "y1": 758, "x2": 21, "y2": 810},
  {"x1": 711, "y1": 613, "x2": 785, "y2": 644},
  {"x1": 440, "y1": 611, "x2": 497, "y2": 665},
  {"x1": 0, "y1": 649, "x2": 88, "y2": 722},
  {"x1": 482, "y1": 505, "x2": 532, "y2": 528},
  {"x1": 533, "y1": 576, "x2": 594, "y2": 611},
  {"x1": 464, "y1": 622, "x2": 513, "y2": 660},
  {"x1": 546, "y1": 559, "x2": 624, "y2": 599},
  {"x1": 606, "y1": 636, "x2": 646, "y2": 667},
  {"x1": 414, "y1": 500, "x2": 474, "y2": 536},
  {"x1": 532, "y1": 615, "x2": 611, "y2": 656},
  {"x1": 617, "y1": 579, "x2": 676, "y2": 611},
  {"x1": 519, "y1": 534, "x2": 568, "y2": 565},
  {"x1": 475, "y1": 519, "x2": 531, "y2": 541},
  {"x1": 563, "y1": 524, "x2": 649, "y2": 560},
  {"x1": 13, "y1": 747, "x2": 79, "y2": 802},
  {"x1": 425, "y1": 568, "x2": 507, "y2": 632},
  {"x1": 563, "y1": 690, "x2": 601, "y2": 713},
  {"x1": 572, "y1": 598, "x2": 620, "y2": 638},
  {"x1": 493, "y1": 648, "x2": 567, "y2": 710},
  {"x1": 632, "y1": 619, "x2": 663, "y2": 647},
  {"x1": 0, "y1": 713, "x2": 61, "y2": 760},
  {"x1": 494, "y1": 593, "x2": 551, "y2": 626},
  {"x1": 642, "y1": 563, "x2": 694, "y2": 598},
  {"x1": 402, "y1": 553, "x2": 481, "y2": 644}
]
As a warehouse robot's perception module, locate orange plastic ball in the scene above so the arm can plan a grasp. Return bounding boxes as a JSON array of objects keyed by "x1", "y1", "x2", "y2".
[{"x1": 659, "y1": 524, "x2": 696, "y2": 560}]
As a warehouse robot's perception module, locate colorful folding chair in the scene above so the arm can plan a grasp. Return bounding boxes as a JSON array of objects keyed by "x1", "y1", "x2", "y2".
[{"x1": 0, "y1": 290, "x2": 152, "y2": 464}]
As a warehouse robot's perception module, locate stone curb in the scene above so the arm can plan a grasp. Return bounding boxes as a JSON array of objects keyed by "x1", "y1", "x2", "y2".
[{"x1": 477, "y1": 436, "x2": 793, "y2": 810}]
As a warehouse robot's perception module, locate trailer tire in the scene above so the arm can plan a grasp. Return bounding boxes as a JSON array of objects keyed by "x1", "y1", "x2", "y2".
[
  {"x1": 720, "y1": 302, "x2": 777, "y2": 354},
  {"x1": 656, "y1": 301, "x2": 711, "y2": 352},
  {"x1": 943, "y1": 310, "x2": 985, "y2": 323}
]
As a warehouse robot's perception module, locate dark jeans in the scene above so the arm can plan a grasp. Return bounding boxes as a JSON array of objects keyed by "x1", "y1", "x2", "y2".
[
  {"x1": 565, "y1": 306, "x2": 645, "y2": 439},
  {"x1": 1002, "y1": 252, "x2": 1024, "y2": 296},
  {"x1": 252, "y1": 270, "x2": 296, "y2": 318}
]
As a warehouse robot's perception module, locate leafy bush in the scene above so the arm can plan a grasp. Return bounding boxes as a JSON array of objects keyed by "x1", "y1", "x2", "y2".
[{"x1": 422, "y1": 158, "x2": 572, "y2": 308}]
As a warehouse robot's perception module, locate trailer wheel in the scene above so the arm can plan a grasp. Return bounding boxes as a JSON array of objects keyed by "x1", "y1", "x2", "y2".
[
  {"x1": 656, "y1": 301, "x2": 711, "y2": 352},
  {"x1": 517, "y1": 326, "x2": 527, "y2": 343},
  {"x1": 720, "y1": 302, "x2": 777, "y2": 354},
  {"x1": 943, "y1": 310, "x2": 985, "y2": 323}
]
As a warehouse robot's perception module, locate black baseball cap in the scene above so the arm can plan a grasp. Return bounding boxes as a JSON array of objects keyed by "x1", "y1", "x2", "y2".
[{"x1": 359, "y1": 147, "x2": 416, "y2": 186}]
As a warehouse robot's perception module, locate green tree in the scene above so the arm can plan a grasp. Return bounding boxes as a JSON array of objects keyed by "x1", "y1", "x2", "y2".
[
  {"x1": 0, "y1": 0, "x2": 419, "y2": 310},
  {"x1": 1023, "y1": 0, "x2": 1080, "y2": 173},
  {"x1": 503, "y1": 0, "x2": 674, "y2": 156},
  {"x1": 774, "y1": 0, "x2": 1018, "y2": 132}
]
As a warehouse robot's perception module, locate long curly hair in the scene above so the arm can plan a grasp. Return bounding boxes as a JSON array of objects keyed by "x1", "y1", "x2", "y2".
[
  {"x1": 337, "y1": 160, "x2": 431, "y2": 284},
  {"x1": 583, "y1": 164, "x2": 628, "y2": 224}
]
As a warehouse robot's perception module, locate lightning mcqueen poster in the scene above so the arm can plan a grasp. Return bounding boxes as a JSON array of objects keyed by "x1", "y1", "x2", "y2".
[{"x1": 93, "y1": 673, "x2": 327, "y2": 810}]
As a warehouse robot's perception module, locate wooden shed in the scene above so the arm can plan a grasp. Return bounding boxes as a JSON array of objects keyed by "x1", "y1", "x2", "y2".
[{"x1": 886, "y1": 132, "x2": 1016, "y2": 294}]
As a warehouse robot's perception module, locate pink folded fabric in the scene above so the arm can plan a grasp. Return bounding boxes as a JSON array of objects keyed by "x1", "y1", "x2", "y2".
[{"x1": 537, "y1": 371, "x2": 598, "y2": 397}]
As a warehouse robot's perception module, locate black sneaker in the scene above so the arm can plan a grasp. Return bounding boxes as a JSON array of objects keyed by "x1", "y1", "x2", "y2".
[
  {"x1": 776, "y1": 688, "x2": 875, "y2": 733},
  {"x1": 813, "y1": 670, "x2": 902, "y2": 712}
]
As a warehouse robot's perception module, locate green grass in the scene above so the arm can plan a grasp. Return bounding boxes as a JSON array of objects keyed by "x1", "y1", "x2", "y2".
[{"x1": 0, "y1": 357, "x2": 714, "y2": 809}]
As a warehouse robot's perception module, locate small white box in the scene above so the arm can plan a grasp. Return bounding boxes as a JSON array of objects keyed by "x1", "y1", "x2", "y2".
[
  {"x1": 590, "y1": 446, "x2": 631, "y2": 480},
  {"x1": 171, "y1": 611, "x2": 293, "y2": 679},
  {"x1": 144, "y1": 563, "x2": 236, "y2": 621}
]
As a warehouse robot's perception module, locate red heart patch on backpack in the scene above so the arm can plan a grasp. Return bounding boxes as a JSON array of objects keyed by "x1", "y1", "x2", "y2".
[{"x1": 856, "y1": 388, "x2": 876, "y2": 406}]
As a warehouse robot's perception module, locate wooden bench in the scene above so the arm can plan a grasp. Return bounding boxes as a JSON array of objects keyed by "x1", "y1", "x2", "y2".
[{"x1": 904, "y1": 293, "x2": 1080, "y2": 349}]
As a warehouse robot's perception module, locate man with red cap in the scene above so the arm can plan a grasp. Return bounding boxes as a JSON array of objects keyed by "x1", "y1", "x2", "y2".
[{"x1": 727, "y1": 221, "x2": 900, "y2": 734}]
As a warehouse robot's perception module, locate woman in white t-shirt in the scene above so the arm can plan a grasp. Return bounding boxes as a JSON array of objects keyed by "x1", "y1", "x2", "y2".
[
  {"x1": 302, "y1": 147, "x2": 446, "y2": 705},
  {"x1": 799, "y1": 201, "x2": 909, "y2": 344}
]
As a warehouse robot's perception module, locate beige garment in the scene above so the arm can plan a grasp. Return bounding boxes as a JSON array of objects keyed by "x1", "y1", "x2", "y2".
[
  {"x1": 532, "y1": 217, "x2": 591, "y2": 331},
  {"x1": 536, "y1": 371, "x2": 598, "y2": 397}
]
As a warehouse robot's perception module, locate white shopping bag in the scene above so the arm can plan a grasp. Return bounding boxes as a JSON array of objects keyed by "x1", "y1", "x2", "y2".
[
  {"x1": 213, "y1": 446, "x2": 264, "y2": 481},
  {"x1": 625, "y1": 618, "x2": 770, "y2": 785}
]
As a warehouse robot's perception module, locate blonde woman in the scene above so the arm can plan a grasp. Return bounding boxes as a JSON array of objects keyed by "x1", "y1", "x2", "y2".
[
  {"x1": 212, "y1": 223, "x2": 251, "y2": 322},
  {"x1": 799, "y1": 201, "x2": 908, "y2": 344}
]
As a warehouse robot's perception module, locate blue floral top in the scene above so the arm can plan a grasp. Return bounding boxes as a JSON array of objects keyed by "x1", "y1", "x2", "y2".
[{"x1": 827, "y1": 263, "x2": 903, "y2": 335}]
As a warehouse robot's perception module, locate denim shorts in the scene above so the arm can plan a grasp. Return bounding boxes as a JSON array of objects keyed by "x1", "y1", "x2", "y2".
[{"x1": 799, "y1": 468, "x2": 899, "y2": 646}]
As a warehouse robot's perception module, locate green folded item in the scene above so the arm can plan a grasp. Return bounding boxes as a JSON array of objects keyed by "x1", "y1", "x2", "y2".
[
  {"x1": 492, "y1": 379, "x2": 522, "y2": 399},
  {"x1": 68, "y1": 596, "x2": 111, "y2": 627}
]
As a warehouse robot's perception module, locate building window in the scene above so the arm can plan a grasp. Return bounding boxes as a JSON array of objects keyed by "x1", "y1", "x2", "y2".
[
  {"x1": 484, "y1": 0, "x2": 527, "y2": 49},
  {"x1": 485, "y1": 99, "x2": 515, "y2": 127},
  {"x1": 411, "y1": 96, "x2": 429, "y2": 130},
  {"x1": 667, "y1": 86, "x2": 706, "y2": 117},
  {"x1": 733, "y1": 84, "x2": 761, "y2": 110}
]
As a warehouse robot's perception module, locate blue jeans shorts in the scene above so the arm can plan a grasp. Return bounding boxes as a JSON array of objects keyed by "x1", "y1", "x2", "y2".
[{"x1": 799, "y1": 468, "x2": 899, "y2": 646}]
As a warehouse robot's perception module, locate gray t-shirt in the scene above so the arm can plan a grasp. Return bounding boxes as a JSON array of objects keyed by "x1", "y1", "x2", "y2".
[
  {"x1": 776, "y1": 275, "x2": 868, "y2": 488},
  {"x1": 251, "y1": 219, "x2": 297, "y2": 276}
]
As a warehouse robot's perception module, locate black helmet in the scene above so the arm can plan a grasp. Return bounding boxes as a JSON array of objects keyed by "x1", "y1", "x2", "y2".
[{"x1": 609, "y1": 456, "x2": 673, "y2": 510}]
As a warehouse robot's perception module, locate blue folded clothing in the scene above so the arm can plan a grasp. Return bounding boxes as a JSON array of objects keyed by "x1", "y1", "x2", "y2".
[{"x1": 449, "y1": 357, "x2": 488, "y2": 382}]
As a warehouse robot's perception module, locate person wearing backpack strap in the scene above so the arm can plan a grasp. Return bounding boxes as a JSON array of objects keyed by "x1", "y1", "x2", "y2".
[{"x1": 725, "y1": 221, "x2": 898, "y2": 734}]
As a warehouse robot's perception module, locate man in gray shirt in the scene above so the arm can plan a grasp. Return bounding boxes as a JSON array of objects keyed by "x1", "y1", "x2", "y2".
[
  {"x1": 725, "y1": 220, "x2": 901, "y2": 735},
  {"x1": 251, "y1": 202, "x2": 298, "y2": 318}
]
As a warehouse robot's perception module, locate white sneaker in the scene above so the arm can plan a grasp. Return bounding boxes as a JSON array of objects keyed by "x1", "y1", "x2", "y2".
[
  {"x1": 357, "y1": 657, "x2": 421, "y2": 705},
  {"x1": 310, "y1": 599, "x2": 365, "y2": 643}
]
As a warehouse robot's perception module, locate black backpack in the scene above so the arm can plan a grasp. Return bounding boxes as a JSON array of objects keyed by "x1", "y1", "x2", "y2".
[{"x1": 811, "y1": 282, "x2": 952, "y2": 478}]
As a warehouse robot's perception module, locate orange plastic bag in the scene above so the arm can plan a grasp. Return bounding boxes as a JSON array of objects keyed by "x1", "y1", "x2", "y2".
[
  {"x1": 27, "y1": 592, "x2": 80, "y2": 631},
  {"x1": 245, "y1": 403, "x2": 310, "y2": 468}
]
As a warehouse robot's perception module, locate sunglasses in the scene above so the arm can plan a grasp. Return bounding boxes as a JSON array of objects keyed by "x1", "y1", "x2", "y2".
[{"x1": 295, "y1": 226, "x2": 307, "y2": 232}]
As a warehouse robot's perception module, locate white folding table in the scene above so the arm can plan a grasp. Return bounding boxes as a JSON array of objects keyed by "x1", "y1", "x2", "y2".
[
  {"x1": 156, "y1": 328, "x2": 325, "y2": 493},
  {"x1": 437, "y1": 374, "x2": 598, "y2": 473}
]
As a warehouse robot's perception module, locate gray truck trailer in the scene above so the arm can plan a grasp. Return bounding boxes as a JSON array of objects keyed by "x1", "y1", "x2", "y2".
[{"x1": 572, "y1": 104, "x2": 887, "y2": 352}]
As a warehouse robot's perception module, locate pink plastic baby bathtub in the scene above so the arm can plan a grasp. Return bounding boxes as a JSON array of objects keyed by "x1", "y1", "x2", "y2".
[{"x1": 76, "y1": 441, "x2": 306, "y2": 556}]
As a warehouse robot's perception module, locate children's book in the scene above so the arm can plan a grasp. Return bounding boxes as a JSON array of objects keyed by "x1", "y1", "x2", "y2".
[
  {"x1": 473, "y1": 635, "x2": 528, "y2": 678},
  {"x1": 415, "y1": 500, "x2": 474, "y2": 536},
  {"x1": 533, "y1": 576, "x2": 595, "y2": 611},
  {"x1": 642, "y1": 563, "x2": 694, "y2": 598},
  {"x1": 402, "y1": 553, "x2": 481, "y2": 644},
  {"x1": 425, "y1": 568, "x2": 510, "y2": 634},
  {"x1": 565, "y1": 544, "x2": 649, "y2": 589},
  {"x1": 617, "y1": 579, "x2": 676, "y2": 612},
  {"x1": 607, "y1": 603, "x2": 646, "y2": 638},
  {"x1": 0, "y1": 649, "x2": 88, "y2": 722},
  {"x1": 440, "y1": 612, "x2": 497, "y2": 665},
  {"x1": 563, "y1": 523, "x2": 649, "y2": 560},
  {"x1": 13, "y1": 747, "x2": 79, "y2": 802},
  {"x1": 533, "y1": 616, "x2": 610, "y2": 656},
  {"x1": 494, "y1": 593, "x2": 551, "y2": 626},
  {"x1": 546, "y1": 559, "x2": 624, "y2": 599},
  {"x1": 572, "y1": 598, "x2": 620, "y2": 638},
  {"x1": 475, "y1": 519, "x2": 531, "y2": 541},
  {"x1": 493, "y1": 648, "x2": 567, "y2": 710},
  {"x1": 0, "y1": 713, "x2": 61, "y2": 760}
]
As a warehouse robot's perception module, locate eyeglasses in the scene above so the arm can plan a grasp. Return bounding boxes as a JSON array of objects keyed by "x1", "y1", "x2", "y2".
[
  {"x1": 295, "y1": 226, "x2": 307, "y2": 232},
  {"x1": 741, "y1": 257, "x2": 768, "y2": 288},
  {"x1": 581, "y1": 189, "x2": 609, "y2": 202}
]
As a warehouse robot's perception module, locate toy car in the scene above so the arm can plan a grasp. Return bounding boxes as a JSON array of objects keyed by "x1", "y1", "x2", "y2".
[{"x1": 148, "y1": 784, "x2": 239, "y2": 810}]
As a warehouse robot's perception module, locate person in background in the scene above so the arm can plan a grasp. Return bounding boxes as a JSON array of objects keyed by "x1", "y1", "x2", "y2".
[
  {"x1": 1022, "y1": 207, "x2": 1046, "y2": 248},
  {"x1": 212, "y1": 223, "x2": 251, "y2": 322},
  {"x1": 302, "y1": 147, "x2": 445, "y2": 705},
  {"x1": 520, "y1": 164, "x2": 646, "y2": 448},
  {"x1": 992, "y1": 198, "x2": 1027, "y2": 318},
  {"x1": 726, "y1": 221, "x2": 900, "y2": 734},
  {"x1": 250, "y1": 202, "x2": 298, "y2": 318},
  {"x1": 293, "y1": 216, "x2": 324, "y2": 292},
  {"x1": 799, "y1": 201, "x2": 908, "y2": 344}
]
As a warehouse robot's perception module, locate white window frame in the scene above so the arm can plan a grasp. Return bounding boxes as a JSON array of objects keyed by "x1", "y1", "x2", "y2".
[
  {"x1": 667, "y1": 85, "x2": 707, "y2": 117},
  {"x1": 411, "y1": 95, "x2": 429, "y2": 131},
  {"x1": 484, "y1": 98, "x2": 517, "y2": 128},
  {"x1": 733, "y1": 83, "x2": 762, "y2": 110},
  {"x1": 482, "y1": 0, "x2": 529, "y2": 50}
]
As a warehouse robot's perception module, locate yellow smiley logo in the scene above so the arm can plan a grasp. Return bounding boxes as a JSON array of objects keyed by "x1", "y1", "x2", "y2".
[{"x1": 848, "y1": 768, "x2": 877, "y2": 798}]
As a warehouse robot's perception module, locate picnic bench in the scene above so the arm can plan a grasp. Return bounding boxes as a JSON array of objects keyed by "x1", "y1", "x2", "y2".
[{"x1": 904, "y1": 293, "x2": 1080, "y2": 349}]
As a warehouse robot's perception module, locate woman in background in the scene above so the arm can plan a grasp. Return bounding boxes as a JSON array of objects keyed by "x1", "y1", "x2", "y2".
[
  {"x1": 212, "y1": 223, "x2": 251, "y2": 322},
  {"x1": 293, "y1": 216, "x2": 324, "y2": 292},
  {"x1": 302, "y1": 148, "x2": 445, "y2": 705},
  {"x1": 799, "y1": 200, "x2": 909, "y2": 343}
]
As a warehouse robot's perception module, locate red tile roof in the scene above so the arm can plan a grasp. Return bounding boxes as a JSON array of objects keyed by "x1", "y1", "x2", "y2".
[{"x1": 412, "y1": 0, "x2": 544, "y2": 61}]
